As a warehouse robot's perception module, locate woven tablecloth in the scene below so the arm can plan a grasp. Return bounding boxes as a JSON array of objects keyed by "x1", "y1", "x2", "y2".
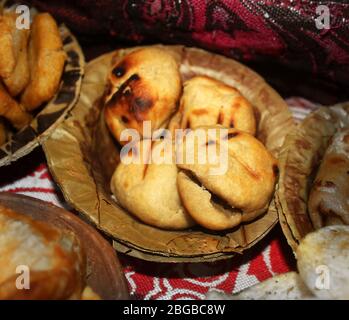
[{"x1": 0, "y1": 97, "x2": 318, "y2": 300}]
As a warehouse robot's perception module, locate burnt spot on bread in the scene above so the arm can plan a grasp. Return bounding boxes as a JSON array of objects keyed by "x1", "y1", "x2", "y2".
[
  {"x1": 217, "y1": 111, "x2": 224, "y2": 125},
  {"x1": 121, "y1": 116, "x2": 129, "y2": 123},
  {"x1": 143, "y1": 163, "x2": 149, "y2": 179},
  {"x1": 133, "y1": 97, "x2": 152, "y2": 112},
  {"x1": 128, "y1": 74, "x2": 140, "y2": 82},
  {"x1": 106, "y1": 72, "x2": 155, "y2": 123},
  {"x1": 192, "y1": 109, "x2": 208, "y2": 116},
  {"x1": 105, "y1": 74, "x2": 140, "y2": 109},
  {"x1": 123, "y1": 88, "x2": 132, "y2": 97},
  {"x1": 232, "y1": 95, "x2": 244, "y2": 108},
  {"x1": 112, "y1": 63, "x2": 127, "y2": 78},
  {"x1": 224, "y1": 132, "x2": 239, "y2": 140},
  {"x1": 230, "y1": 119, "x2": 235, "y2": 128},
  {"x1": 184, "y1": 119, "x2": 191, "y2": 129},
  {"x1": 272, "y1": 164, "x2": 279, "y2": 177},
  {"x1": 128, "y1": 96, "x2": 153, "y2": 122},
  {"x1": 244, "y1": 166, "x2": 260, "y2": 180}
]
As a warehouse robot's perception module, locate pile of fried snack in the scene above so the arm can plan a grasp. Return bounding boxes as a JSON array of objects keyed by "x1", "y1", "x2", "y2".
[
  {"x1": 0, "y1": 9, "x2": 66, "y2": 145},
  {"x1": 0, "y1": 204, "x2": 99, "y2": 299},
  {"x1": 104, "y1": 47, "x2": 278, "y2": 231}
]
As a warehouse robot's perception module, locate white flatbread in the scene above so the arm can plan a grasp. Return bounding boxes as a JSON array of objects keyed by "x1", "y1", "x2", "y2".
[
  {"x1": 206, "y1": 272, "x2": 314, "y2": 300},
  {"x1": 297, "y1": 225, "x2": 349, "y2": 299}
]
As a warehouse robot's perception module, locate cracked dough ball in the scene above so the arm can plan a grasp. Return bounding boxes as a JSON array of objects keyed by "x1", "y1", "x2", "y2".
[{"x1": 177, "y1": 126, "x2": 278, "y2": 230}]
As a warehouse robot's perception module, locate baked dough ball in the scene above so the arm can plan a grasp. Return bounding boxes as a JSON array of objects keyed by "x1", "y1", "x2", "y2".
[
  {"x1": 169, "y1": 76, "x2": 256, "y2": 135},
  {"x1": 104, "y1": 48, "x2": 181, "y2": 145},
  {"x1": 297, "y1": 225, "x2": 349, "y2": 299},
  {"x1": 308, "y1": 128, "x2": 349, "y2": 228},
  {"x1": 0, "y1": 83, "x2": 32, "y2": 129},
  {"x1": 0, "y1": 13, "x2": 30, "y2": 96},
  {"x1": 0, "y1": 205, "x2": 85, "y2": 300},
  {"x1": 21, "y1": 13, "x2": 66, "y2": 111},
  {"x1": 111, "y1": 139, "x2": 194, "y2": 229},
  {"x1": 177, "y1": 126, "x2": 278, "y2": 230}
]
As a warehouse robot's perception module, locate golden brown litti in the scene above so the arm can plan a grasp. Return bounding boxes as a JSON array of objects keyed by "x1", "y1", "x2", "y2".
[
  {"x1": 168, "y1": 76, "x2": 256, "y2": 135},
  {"x1": 111, "y1": 139, "x2": 195, "y2": 230},
  {"x1": 104, "y1": 48, "x2": 181, "y2": 145},
  {"x1": 176, "y1": 126, "x2": 278, "y2": 230}
]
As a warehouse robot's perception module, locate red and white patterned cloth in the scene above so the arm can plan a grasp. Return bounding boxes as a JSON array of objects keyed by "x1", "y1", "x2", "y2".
[{"x1": 0, "y1": 97, "x2": 319, "y2": 300}]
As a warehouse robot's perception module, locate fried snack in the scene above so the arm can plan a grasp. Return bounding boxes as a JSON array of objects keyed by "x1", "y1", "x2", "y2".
[
  {"x1": 0, "y1": 119, "x2": 7, "y2": 145},
  {"x1": 21, "y1": 13, "x2": 66, "y2": 111},
  {"x1": 308, "y1": 128, "x2": 349, "y2": 228},
  {"x1": 104, "y1": 47, "x2": 181, "y2": 145},
  {"x1": 206, "y1": 272, "x2": 314, "y2": 300},
  {"x1": 0, "y1": 83, "x2": 32, "y2": 129},
  {"x1": 111, "y1": 140, "x2": 195, "y2": 230},
  {"x1": 297, "y1": 225, "x2": 349, "y2": 299},
  {"x1": 0, "y1": 13, "x2": 30, "y2": 96},
  {"x1": 0, "y1": 13, "x2": 17, "y2": 78},
  {"x1": 177, "y1": 126, "x2": 278, "y2": 230},
  {"x1": 0, "y1": 205, "x2": 85, "y2": 300},
  {"x1": 169, "y1": 76, "x2": 256, "y2": 135}
]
